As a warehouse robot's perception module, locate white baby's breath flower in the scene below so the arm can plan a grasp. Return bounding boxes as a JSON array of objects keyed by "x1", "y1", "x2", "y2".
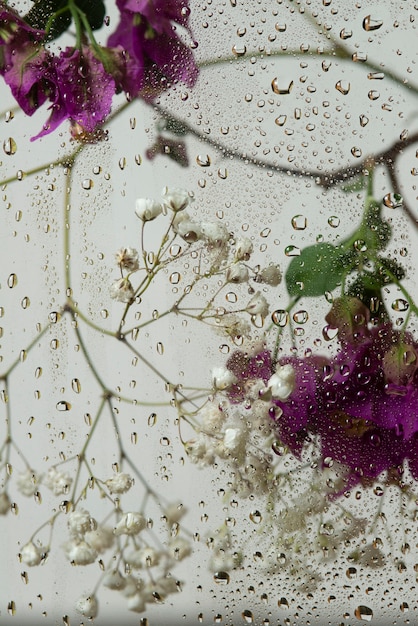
[
  {"x1": 173, "y1": 215, "x2": 203, "y2": 242},
  {"x1": 226, "y1": 263, "x2": 249, "y2": 283},
  {"x1": 122, "y1": 575, "x2": 145, "y2": 598},
  {"x1": 235, "y1": 237, "x2": 253, "y2": 261},
  {"x1": 255, "y1": 264, "x2": 282, "y2": 286},
  {"x1": 170, "y1": 537, "x2": 192, "y2": 560},
  {"x1": 103, "y1": 569, "x2": 126, "y2": 590},
  {"x1": 126, "y1": 546, "x2": 161, "y2": 568},
  {"x1": 109, "y1": 277, "x2": 134, "y2": 303},
  {"x1": 212, "y1": 366, "x2": 237, "y2": 390},
  {"x1": 84, "y1": 526, "x2": 114, "y2": 552},
  {"x1": 16, "y1": 469, "x2": 42, "y2": 497},
  {"x1": 0, "y1": 492, "x2": 10, "y2": 515},
  {"x1": 162, "y1": 187, "x2": 193, "y2": 212},
  {"x1": 267, "y1": 364, "x2": 296, "y2": 400},
  {"x1": 63, "y1": 539, "x2": 97, "y2": 565},
  {"x1": 75, "y1": 594, "x2": 98, "y2": 618},
  {"x1": 67, "y1": 509, "x2": 95, "y2": 537},
  {"x1": 200, "y1": 222, "x2": 229, "y2": 245},
  {"x1": 114, "y1": 512, "x2": 146, "y2": 536},
  {"x1": 135, "y1": 197, "x2": 163, "y2": 221},
  {"x1": 127, "y1": 592, "x2": 147, "y2": 613},
  {"x1": 44, "y1": 467, "x2": 72, "y2": 496},
  {"x1": 217, "y1": 314, "x2": 251, "y2": 339},
  {"x1": 200, "y1": 402, "x2": 225, "y2": 433},
  {"x1": 246, "y1": 291, "x2": 269, "y2": 317},
  {"x1": 144, "y1": 576, "x2": 179, "y2": 601},
  {"x1": 21, "y1": 541, "x2": 45, "y2": 566},
  {"x1": 162, "y1": 502, "x2": 187, "y2": 524},
  {"x1": 115, "y1": 247, "x2": 139, "y2": 271},
  {"x1": 223, "y1": 427, "x2": 247, "y2": 455},
  {"x1": 184, "y1": 436, "x2": 215, "y2": 466},
  {"x1": 105, "y1": 472, "x2": 133, "y2": 494}
]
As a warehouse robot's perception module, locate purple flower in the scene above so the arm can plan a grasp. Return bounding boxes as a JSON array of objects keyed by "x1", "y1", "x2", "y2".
[
  {"x1": 107, "y1": 0, "x2": 198, "y2": 99},
  {"x1": 31, "y1": 46, "x2": 116, "y2": 140}
]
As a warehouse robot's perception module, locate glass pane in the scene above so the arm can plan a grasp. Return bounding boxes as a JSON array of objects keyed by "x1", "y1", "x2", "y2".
[{"x1": 0, "y1": 1, "x2": 418, "y2": 624}]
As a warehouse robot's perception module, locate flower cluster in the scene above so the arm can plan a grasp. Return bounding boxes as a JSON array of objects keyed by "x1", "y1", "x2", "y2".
[{"x1": 0, "y1": 0, "x2": 198, "y2": 139}]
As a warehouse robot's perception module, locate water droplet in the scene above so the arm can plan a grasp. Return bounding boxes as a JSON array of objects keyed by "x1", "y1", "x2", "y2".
[
  {"x1": 242, "y1": 610, "x2": 253, "y2": 624},
  {"x1": 271, "y1": 310, "x2": 288, "y2": 327},
  {"x1": 271, "y1": 78, "x2": 293, "y2": 95},
  {"x1": 354, "y1": 605, "x2": 373, "y2": 621},
  {"x1": 392, "y1": 299, "x2": 409, "y2": 312},
  {"x1": 346, "y1": 566, "x2": 357, "y2": 579},
  {"x1": 148, "y1": 413, "x2": 157, "y2": 427},
  {"x1": 214, "y1": 571, "x2": 230, "y2": 584},
  {"x1": 363, "y1": 15, "x2": 383, "y2": 31},
  {"x1": 21, "y1": 296, "x2": 30, "y2": 309},
  {"x1": 71, "y1": 379, "x2": 81, "y2": 394},
  {"x1": 335, "y1": 80, "x2": 350, "y2": 95},
  {"x1": 340, "y1": 28, "x2": 352, "y2": 39},
  {"x1": 82, "y1": 179, "x2": 93, "y2": 190},
  {"x1": 196, "y1": 154, "x2": 211, "y2": 167},
  {"x1": 285, "y1": 245, "x2": 300, "y2": 256},
  {"x1": 56, "y1": 401, "x2": 71, "y2": 411},
  {"x1": 275, "y1": 115, "x2": 287, "y2": 126},
  {"x1": 7, "y1": 273, "x2": 17, "y2": 288},
  {"x1": 249, "y1": 510, "x2": 262, "y2": 523},
  {"x1": 131, "y1": 432, "x2": 137, "y2": 445},
  {"x1": 368, "y1": 90, "x2": 380, "y2": 101},
  {"x1": 383, "y1": 193, "x2": 403, "y2": 209},
  {"x1": 359, "y1": 115, "x2": 369, "y2": 127},
  {"x1": 291, "y1": 215, "x2": 307, "y2": 230},
  {"x1": 135, "y1": 154, "x2": 142, "y2": 165},
  {"x1": 352, "y1": 52, "x2": 368, "y2": 63},
  {"x1": 3, "y1": 137, "x2": 17, "y2": 155},
  {"x1": 293, "y1": 310, "x2": 308, "y2": 324},
  {"x1": 7, "y1": 601, "x2": 16, "y2": 615},
  {"x1": 119, "y1": 157, "x2": 126, "y2": 170},
  {"x1": 156, "y1": 342, "x2": 164, "y2": 355},
  {"x1": 328, "y1": 215, "x2": 340, "y2": 228},
  {"x1": 232, "y1": 44, "x2": 246, "y2": 56}
]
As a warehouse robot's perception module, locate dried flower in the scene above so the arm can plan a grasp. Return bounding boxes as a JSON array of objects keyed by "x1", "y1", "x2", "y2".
[
  {"x1": 226, "y1": 263, "x2": 249, "y2": 284},
  {"x1": 21, "y1": 541, "x2": 45, "y2": 566},
  {"x1": 75, "y1": 594, "x2": 98, "y2": 618},
  {"x1": 44, "y1": 467, "x2": 72, "y2": 496},
  {"x1": 255, "y1": 264, "x2": 282, "y2": 286},
  {"x1": 162, "y1": 187, "x2": 193, "y2": 212},
  {"x1": 110, "y1": 277, "x2": 135, "y2": 303},
  {"x1": 115, "y1": 247, "x2": 139, "y2": 272},
  {"x1": 246, "y1": 291, "x2": 269, "y2": 317},
  {"x1": 16, "y1": 468, "x2": 41, "y2": 497},
  {"x1": 212, "y1": 366, "x2": 238, "y2": 390}
]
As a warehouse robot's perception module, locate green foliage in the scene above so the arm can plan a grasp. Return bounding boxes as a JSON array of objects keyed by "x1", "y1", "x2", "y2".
[
  {"x1": 25, "y1": 0, "x2": 106, "y2": 41},
  {"x1": 285, "y1": 243, "x2": 348, "y2": 297}
]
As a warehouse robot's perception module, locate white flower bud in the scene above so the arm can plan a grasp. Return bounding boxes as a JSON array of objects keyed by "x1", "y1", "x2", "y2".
[
  {"x1": 103, "y1": 569, "x2": 126, "y2": 590},
  {"x1": 267, "y1": 364, "x2": 295, "y2": 400},
  {"x1": 162, "y1": 187, "x2": 192, "y2": 212},
  {"x1": 126, "y1": 546, "x2": 160, "y2": 568},
  {"x1": 114, "y1": 512, "x2": 146, "y2": 536},
  {"x1": 64, "y1": 540, "x2": 97, "y2": 565},
  {"x1": 105, "y1": 472, "x2": 133, "y2": 494},
  {"x1": 68, "y1": 509, "x2": 94, "y2": 537},
  {"x1": 226, "y1": 263, "x2": 249, "y2": 283},
  {"x1": 127, "y1": 592, "x2": 146, "y2": 613},
  {"x1": 235, "y1": 237, "x2": 253, "y2": 261},
  {"x1": 44, "y1": 467, "x2": 72, "y2": 496},
  {"x1": 135, "y1": 197, "x2": 163, "y2": 221},
  {"x1": 115, "y1": 247, "x2": 139, "y2": 271},
  {"x1": 75, "y1": 595, "x2": 98, "y2": 618},
  {"x1": 200, "y1": 402, "x2": 224, "y2": 433},
  {"x1": 109, "y1": 277, "x2": 134, "y2": 303},
  {"x1": 16, "y1": 469, "x2": 41, "y2": 497},
  {"x1": 246, "y1": 291, "x2": 269, "y2": 317},
  {"x1": 21, "y1": 541, "x2": 45, "y2": 566},
  {"x1": 84, "y1": 526, "x2": 114, "y2": 552},
  {"x1": 170, "y1": 537, "x2": 192, "y2": 560},
  {"x1": 256, "y1": 264, "x2": 282, "y2": 286},
  {"x1": 223, "y1": 427, "x2": 246, "y2": 454},
  {"x1": 162, "y1": 502, "x2": 187, "y2": 523},
  {"x1": 0, "y1": 492, "x2": 10, "y2": 515},
  {"x1": 212, "y1": 366, "x2": 237, "y2": 390},
  {"x1": 200, "y1": 222, "x2": 229, "y2": 245}
]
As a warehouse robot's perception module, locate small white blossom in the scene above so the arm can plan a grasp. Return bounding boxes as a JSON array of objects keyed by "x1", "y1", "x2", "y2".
[
  {"x1": 115, "y1": 247, "x2": 139, "y2": 271},
  {"x1": 16, "y1": 469, "x2": 42, "y2": 497},
  {"x1": 109, "y1": 277, "x2": 134, "y2": 303},
  {"x1": 127, "y1": 592, "x2": 146, "y2": 613},
  {"x1": 75, "y1": 594, "x2": 98, "y2": 618},
  {"x1": 0, "y1": 492, "x2": 10, "y2": 515},
  {"x1": 212, "y1": 366, "x2": 237, "y2": 390},
  {"x1": 200, "y1": 402, "x2": 225, "y2": 433},
  {"x1": 44, "y1": 467, "x2": 72, "y2": 496},
  {"x1": 162, "y1": 187, "x2": 193, "y2": 212},
  {"x1": 84, "y1": 526, "x2": 114, "y2": 552},
  {"x1": 255, "y1": 264, "x2": 282, "y2": 286},
  {"x1": 114, "y1": 512, "x2": 146, "y2": 536},
  {"x1": 122, "y1": 575, "x2": 145, "y2": 598},
  {"x1": 103, "y1": 569, "x2": 126, "y2": 590},
  {"x1": 226, "y1": 263, "x2": 249, "y2": 283},
  {"x1": 135, "y1": 197, "x2": 163, "y2": 221},
  {"x1": 223, "y1": 427, "x2": 247, "y2": 455},
  {"x1": 105, "y1": 472, "x2": 133, "y2": 494},
  {"x1": 267, "y1": 364, "x2": 296, "y2": 400},
  {"x1": 67, "y1": 509, "x2": 95, "y2": 537},
  {"x1": 162, "y1": 502, "x2": 187, "y2": 524},
  {"x1": 63, "y1": 539, "x2": 97, "y2": 565},
  {"x1": 21, "y1": 541, "x2": 45, "y2": 566},
  {"x1": 246, "y1": 291, "x2": 269, "y2": 317},
  {"x1": 174, "y1": 216, "x2": 203, "y2": 242},
  {"x1": 170, "y1": 537, "x2": 192, "y2": 560},
  {"x1": 235, "y1": 237, "x2": 253, "y2": 261},
  {"x1": 144, "y1": 576, "x2": 179, "y2": 601},
  {"x1": 200, "y1": 222, "x2": 229, "y2": 245},
  {"x1": 184, "y1": 436, "x2": 215, "y2": 466},
  {"x1": 217, "y1": 314, "x2": 251, "y2": 339},
  {"x1": 126, "y1": 546, "x2": 161, "y2": 568}
]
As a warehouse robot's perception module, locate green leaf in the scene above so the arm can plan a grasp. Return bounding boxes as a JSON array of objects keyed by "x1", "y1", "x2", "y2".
[
  {"x1": 25, "y1": 0, "x2": 71, "y2": 40},
  {"x1": 75, "y1": 0, "x2": 106, "y2": 31},
  {"x1": 285, "y1": 243, "x2": 347, "y2": 297}
]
